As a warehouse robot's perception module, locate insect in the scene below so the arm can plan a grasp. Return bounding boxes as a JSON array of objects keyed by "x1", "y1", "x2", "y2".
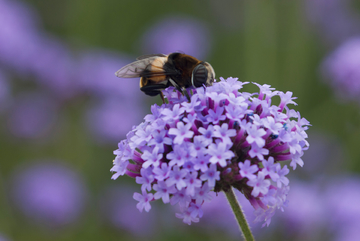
[{"x1": 115, "y1": 53, "x2": 215, "y2": 102}]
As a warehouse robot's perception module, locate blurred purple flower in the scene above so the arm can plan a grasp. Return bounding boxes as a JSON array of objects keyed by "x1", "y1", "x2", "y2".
[
  {"x1": 28, "y1": 37, "x2": 79, "y2": 99},
  {"x1": 335, "y1": 224, "x2": 360, "y2": 241},
  {"x1": 301, "y1": 131, "x2": 344, "y2": 176},
  {"x1": 1, "y1": 0, "x2": 147, "y2": 145},
  {"x1": 85, "y1": 96, "x2": 144, "y2": 143},
  {"x1": 0, "y1": 0, "x2": 78, "y2": 99},
  {"x1": 76, "y1": 50, "x2": 138, "y2": 99},
  {"x1": 324, "y1": 176, "x2": 360, "y2": 239},
  {"x1": 303, "y1": 0, "x2": 360, "y2": 46},
  {"x1": 276, "y1": 180, "x2": 327, "y2": 237},
  {"x1": 139, "y1": 16, "x2": 212, "y2": 59},
  {"x1": 0, "y1": 234, "x2": 10, "y2": 241},
  {"x1": 9, "y1": 161, "x2": 88, "y2": 228},
  {"x1": 321, "y1": 37, "x2": 360, "y2": 103},
  {"x1": 269, "y1": 176, "x2": 360, "y2": 241},
  {"x1": 98, "y1": 185, "x2": 157, "y2": 236},
  {"x1": 0, "y1": 0, "x2": 38, "y2": 30},
  {"x1": 7, "y1": 92, "x2": 59, "y2": 140},
  {"x1": 0, "y1": 0, "x2": 40, "y2": 73},
  {"x1": 1, "y1": 0, "x2": 141, "y2": 101}
]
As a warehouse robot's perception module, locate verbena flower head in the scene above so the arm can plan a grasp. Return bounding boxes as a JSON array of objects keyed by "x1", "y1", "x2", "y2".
[{"x1": 111, "y1": 77, "x2": 310, "y2": 226}]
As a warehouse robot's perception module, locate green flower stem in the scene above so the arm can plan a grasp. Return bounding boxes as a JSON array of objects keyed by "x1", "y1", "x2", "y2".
[{"x1": 224, "y1": 187, "x2": 255, "y2": 241}]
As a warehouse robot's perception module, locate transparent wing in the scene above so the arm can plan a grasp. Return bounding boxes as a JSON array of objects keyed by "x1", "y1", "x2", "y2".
[
  {"x1": 115, "y1": 56, "x2": 178, "y2": 78},
  {"x1": 115, "y1": 57, "x2": 158, "y2": 78},
  {"x1": 136, "y1": 53, "x2": 166, "y2": 60}
]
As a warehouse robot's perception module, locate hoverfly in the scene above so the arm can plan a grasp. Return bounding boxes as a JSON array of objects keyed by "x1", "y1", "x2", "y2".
[{"x1": 115, "y1": 52, "x2": 215, "y2": 101}]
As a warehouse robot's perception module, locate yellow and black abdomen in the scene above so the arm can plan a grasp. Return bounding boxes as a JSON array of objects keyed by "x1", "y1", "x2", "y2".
[{"x1": 139, "y1": 75, "x2": 167, "y2": 88}]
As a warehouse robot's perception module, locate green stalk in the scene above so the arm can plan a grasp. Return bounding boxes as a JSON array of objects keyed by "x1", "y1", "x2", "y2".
[{"x1": 224, "y1": 188, "x2": 255, "y2": 241}]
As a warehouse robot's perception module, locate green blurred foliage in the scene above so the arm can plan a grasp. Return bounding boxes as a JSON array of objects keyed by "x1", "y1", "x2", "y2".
[{"x1": 1, "y1": 0, "x2": 360, "y2": 241}]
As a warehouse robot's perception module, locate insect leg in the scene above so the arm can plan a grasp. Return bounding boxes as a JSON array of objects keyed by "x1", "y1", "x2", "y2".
[
  {"x1": 169, "y1": 78, "x2": 190, "y2": 102},
  {"x1": 160, "y1": 92, "x2": 165, "y2": 104},
  {"x1": 168, "y1": 78, "x2": 180, "y2": 89},
  {"x1": 202, "y1": 83, "x2": 207, "y2": 91},
  {"x1": 181, "y1": 87, "x2": 191, "y2": 102}
]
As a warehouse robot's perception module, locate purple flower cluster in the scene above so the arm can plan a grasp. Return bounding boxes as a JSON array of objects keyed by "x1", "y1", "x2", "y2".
[
  {"x1": 112, "y1": 77, "x2": 310, "y2": 226},
  {"x1": 321, "y1": 37, "x2": 360, "y2": 103}
]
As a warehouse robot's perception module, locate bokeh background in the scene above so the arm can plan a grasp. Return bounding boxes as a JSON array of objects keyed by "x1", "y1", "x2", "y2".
[{"x1": 1, "y1": 0, "x2": 360, "y2": 240}]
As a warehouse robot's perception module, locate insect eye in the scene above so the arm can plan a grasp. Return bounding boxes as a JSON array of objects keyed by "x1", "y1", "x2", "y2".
[{"x1": 191, "y1": 64, "x2": 208, "y2": 88}]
